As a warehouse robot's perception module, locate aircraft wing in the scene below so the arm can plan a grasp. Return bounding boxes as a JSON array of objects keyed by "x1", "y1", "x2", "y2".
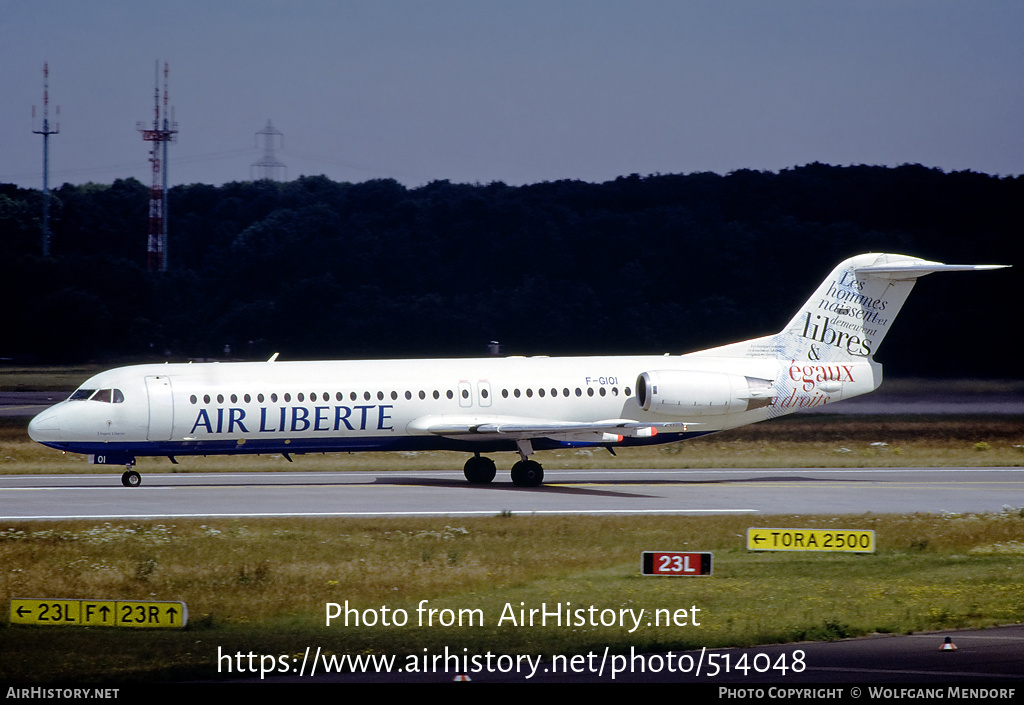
[{"x1": 407, "y1": 415, "x2": 695, "y2": 441}]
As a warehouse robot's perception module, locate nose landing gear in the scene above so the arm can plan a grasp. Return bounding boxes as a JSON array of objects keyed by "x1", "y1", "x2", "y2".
[{"x1": 120, "y1": 458, "x2": 140, "y2": 488}]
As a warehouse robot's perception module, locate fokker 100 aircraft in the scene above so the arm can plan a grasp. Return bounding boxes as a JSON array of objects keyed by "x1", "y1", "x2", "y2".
[{"x1": 29, "y1": 253, "x2": 1007, "y2": 487}]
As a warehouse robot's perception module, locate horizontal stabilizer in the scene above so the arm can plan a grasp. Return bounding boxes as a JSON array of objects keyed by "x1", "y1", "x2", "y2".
[{"x1": 854, "y1": 261, "x2": 1009, "y2": 280}]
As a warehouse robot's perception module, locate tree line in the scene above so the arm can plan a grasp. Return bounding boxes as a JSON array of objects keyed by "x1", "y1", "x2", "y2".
[{"x1": 0, "y1": 163, "x2": 1018, "y2": 377}]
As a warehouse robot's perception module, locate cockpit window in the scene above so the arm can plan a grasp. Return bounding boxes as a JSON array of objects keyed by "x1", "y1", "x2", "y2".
[{"x1": 69, "y1": 388, "x2": 125, "y2": 403}]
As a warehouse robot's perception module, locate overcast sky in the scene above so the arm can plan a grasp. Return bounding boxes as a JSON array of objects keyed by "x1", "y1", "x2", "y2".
[{"x1": 2, "y1": 0, "x2": 1022, "y2": 190}]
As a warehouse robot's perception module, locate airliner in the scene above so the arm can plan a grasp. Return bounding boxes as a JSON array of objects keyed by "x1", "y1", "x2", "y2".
[{"x1": 28, "y1": 253, "x2": 1007, "y2": 488}]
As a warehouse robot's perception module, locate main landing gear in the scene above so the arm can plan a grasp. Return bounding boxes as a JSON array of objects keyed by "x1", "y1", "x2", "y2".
[
  {"x1": 121, "y1": 469, "x2": 141, "y2": 487},
  {"x1": 510, "y1": 459, "x2": 543, "y2": 487},
  {"x1": 463, "y1": 454, "x2": 497, "y2": 484},
  {"x1": 462, "y1": 440, "x2": 545, "y2": 488}
]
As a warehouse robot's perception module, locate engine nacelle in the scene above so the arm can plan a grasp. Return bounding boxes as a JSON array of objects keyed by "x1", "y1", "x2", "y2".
[{"x1": 636, "y1": 370, "x2": 774, "y2": 416}]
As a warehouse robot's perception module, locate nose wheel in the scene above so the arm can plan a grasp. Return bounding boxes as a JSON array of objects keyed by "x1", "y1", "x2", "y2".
[{"x1": 121, "y1": 470, "x2": 142, "y2": 487}]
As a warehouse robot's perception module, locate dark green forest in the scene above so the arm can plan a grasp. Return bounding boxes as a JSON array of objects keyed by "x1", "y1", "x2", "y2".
[{"x1": 0, "y1": 163, "x2": 1019, "y2": 377}]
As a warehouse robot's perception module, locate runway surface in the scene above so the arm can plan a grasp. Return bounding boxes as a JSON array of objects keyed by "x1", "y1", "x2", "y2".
[{"x1": 2, "y1": 467, "x2": 1022, "y2": 520}]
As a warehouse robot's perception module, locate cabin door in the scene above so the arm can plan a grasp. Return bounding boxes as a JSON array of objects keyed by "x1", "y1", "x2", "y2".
[{"x1": 145, "y1": 376, "x2": 174, "y2": 441}]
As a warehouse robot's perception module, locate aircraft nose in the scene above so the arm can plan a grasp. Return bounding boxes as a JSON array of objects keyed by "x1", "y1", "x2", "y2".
[{"x1": 28, "y1": 411, "x2": 61, "y2": 443}]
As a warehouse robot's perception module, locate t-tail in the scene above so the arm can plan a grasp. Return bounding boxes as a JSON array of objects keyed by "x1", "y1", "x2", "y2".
[
  {"x1": 777, "y1": 253, "x2": 1009, "y2": 361},
  {"x1": 692, "y1": 253, "x2": 1009, "y2": 412}
]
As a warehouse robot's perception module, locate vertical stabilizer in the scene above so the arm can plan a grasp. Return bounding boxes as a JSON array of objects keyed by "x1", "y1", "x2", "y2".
[
  {"x1": 775, "y1": 253, "x2": 924, "y2": 365},
  {"x1": 689, "y1": 253, "x2": 1007, "y2": 415},
  {"x1": 774, "y1": 253, "x2": 1007, "y2": 365}
]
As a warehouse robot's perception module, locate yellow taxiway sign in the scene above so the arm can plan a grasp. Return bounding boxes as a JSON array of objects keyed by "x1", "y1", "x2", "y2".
[
  {"x1": 11, "y1": 598, "x2": 188, "y2": 628},
  {"x1": 747, "y1": 528, "x2": 875, "y2": 553}
]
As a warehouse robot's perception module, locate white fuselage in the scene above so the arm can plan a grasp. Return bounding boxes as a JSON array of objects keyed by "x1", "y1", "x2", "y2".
[{"x1": 27, "y1": 352, "x2": 876, "y2": 462}]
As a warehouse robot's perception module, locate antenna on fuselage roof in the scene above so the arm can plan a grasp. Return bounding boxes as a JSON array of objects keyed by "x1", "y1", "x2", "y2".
[{"x1": 267, "y1": 353, "x2": 280, "y2": 362}]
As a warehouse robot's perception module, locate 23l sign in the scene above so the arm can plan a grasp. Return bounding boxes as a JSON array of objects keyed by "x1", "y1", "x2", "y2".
[{"x1": 641, "y1": 551, "x2": 713, "y2": 576}]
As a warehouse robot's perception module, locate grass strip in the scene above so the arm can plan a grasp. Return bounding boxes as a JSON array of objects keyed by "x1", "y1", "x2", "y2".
[{"x1": 1, "y1": 512, "x2": 1023, "y2": 682}]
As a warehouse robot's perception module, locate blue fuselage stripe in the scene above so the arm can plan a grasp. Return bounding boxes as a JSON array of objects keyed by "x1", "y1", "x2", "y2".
[{"x1": 40, "y1": 432, "x2": 710, "y2": 459}]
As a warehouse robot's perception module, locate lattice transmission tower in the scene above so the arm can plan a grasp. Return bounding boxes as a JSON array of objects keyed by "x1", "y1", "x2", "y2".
[
  {"x1": 32, "y1": 62, "x2": 60, "y2": 258},
  {"x1": 137, "y1": 61, "x2": 178, "y2": 272},
  {"x1": 251, "y1": 120, "x2": 286, "y2": 181}
]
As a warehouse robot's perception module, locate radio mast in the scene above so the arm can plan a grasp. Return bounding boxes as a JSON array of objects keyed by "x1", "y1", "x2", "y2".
[
  {"x1": 137, "y1": 61, "x2": 177, "y2": 272},
  {"x1": 32, "y1": 62, "x2": 60, "y2": 258},
  {"x1": 252, "y1": 120, "x2": 286, "y2": 181}
]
